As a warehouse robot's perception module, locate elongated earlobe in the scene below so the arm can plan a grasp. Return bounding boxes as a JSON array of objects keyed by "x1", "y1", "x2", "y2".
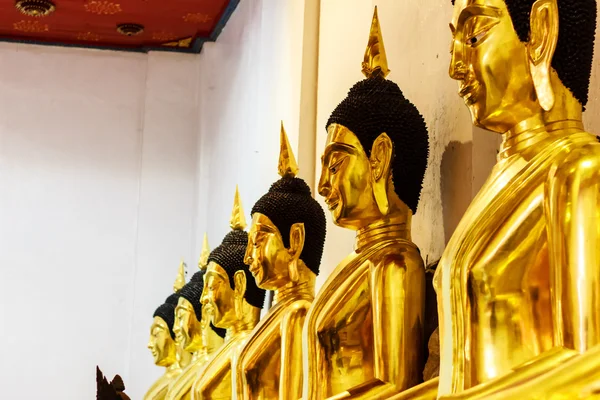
[
  {"x1": 233, "y1": 270, "x2": 246, "y2": 318},
  {"x1": 371, "y1": 133, "x2": 393, "y2": 216},
  {"x1": 288, "y1": 223, "x2": 305, "y2": 283},
  {"x1": 529, "y1": 0, "x2": 559, "y2": 111}
]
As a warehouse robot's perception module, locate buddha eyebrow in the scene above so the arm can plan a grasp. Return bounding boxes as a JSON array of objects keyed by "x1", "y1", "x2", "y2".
[
  {"x1": 322, "y1": 143, "x2": 356, "y2": 162},
  {"x1": 457, "y1": 5, "x2": 501, "y2": 29},
  {"x1": 207, "y1": 270, "x2": 229, "y2": 283},
  {"x1": 255, "y1": 224, "x2": 276, "y2": 234}
]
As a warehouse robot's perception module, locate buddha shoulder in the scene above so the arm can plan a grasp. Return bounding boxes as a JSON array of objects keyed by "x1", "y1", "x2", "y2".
[
  {"x1": 281, "y1": 298, "x2": 312, "y2": 320},
  {"x1": 547, "y1": 133, "x2": 600, "y2": 187},
  {"x1": 370, "y1": 240, "x2": 424, "y2": 272}
]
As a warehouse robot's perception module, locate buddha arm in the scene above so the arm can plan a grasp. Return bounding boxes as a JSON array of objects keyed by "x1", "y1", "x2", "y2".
[
  {"x1": 547, "y1": 146, "x2": 600, "y2": 352},
  {"x1": 438, "y1": 347, "x2": 578, "y2": 399},
  {"x1": 329, "y1": 255, "x2": 426, "y2": 399},
  {"x1": 144, "y1": 375, "x2": 167, "y2": 400},
  {"x1": 387, "y1": 378, "x2": 439, "y2": 400},
  {"x1": 166, "y1": 369, "x2": 195, "y2": 400},
  {"x1": 279, "y1": 301, "x2": 310, "y2": 400},
  {"x1": 484, "y1": 344, "x2": 600, "y2": 400},
  {"x1": 440, "y1": 146, "x2": 600, "y2": 400},
  {"x1": 192, "y1": 352, "x2": 230, "y2": 400}
]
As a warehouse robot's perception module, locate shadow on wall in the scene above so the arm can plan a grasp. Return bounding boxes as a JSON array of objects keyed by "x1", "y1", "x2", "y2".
[{"x1": 440, "y1": 140, "x2": 473, "y2": 245}]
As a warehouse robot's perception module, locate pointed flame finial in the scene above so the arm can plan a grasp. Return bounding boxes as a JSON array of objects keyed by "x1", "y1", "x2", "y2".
[
  {"x1": 362, "y1": 6, "x2": 390, "y2": 79},
  {"x1": 278, "y1": 121, "x2": 299, "y2": 178},
  {"x1": 198, "y1": 233, "x2": 210, "y2": 271},
  {"x1": 173, "y1": 259, "x2": 186, "y2": 293},
  {"x1": 229, "y1": 185, "x2": 247, "y2": 231}
]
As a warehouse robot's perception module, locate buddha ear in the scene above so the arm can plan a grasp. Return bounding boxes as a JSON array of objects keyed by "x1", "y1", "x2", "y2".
[
  {"x1": 288, "y1": 223, "x2": 305, "y2": 283},
  {"x1": 370, "y1": 133, "x2": 393, "y2": 216},
  {"x1": 528, "y1": 0, "x2": 558, "y2": 111},
  {"x1": 233, "y1": 270, "x2": 247, "y2": 318},
  {"x1": 233, "y1": 270, "x2": 247, "y2": 300}
]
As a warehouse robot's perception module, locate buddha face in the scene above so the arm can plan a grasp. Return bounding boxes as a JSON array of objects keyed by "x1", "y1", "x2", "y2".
[
  {"x1": 318, "y1": 123, "x2": 383, "y2": 229},
  {"x1": 173, "y1": 297, "x2": 195, "y2": 351},
  {"x1": 449, "y1": 0, "x2": 541, "y2": 132},
  {"x1": 147, "y1": 316, "x2": 176, "y2": 367},
  {"x1": 201, "y1": 262, "x2": 237, "y2": 329},
  {"x1": 245, "y1": 213, "x2": 306, "y2": 290}
]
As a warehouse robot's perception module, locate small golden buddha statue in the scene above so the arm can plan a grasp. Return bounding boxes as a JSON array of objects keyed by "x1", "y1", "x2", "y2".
[
  {"x1": 303, "y1": 7, "x2": 430, "y2": 399},
  {"x1": 192, "y1": 187, "x2": 266, "y2": 399},
  {"x1": 166, "y1": 257, "x2": 226, "y2": 400},
  {"x1": 236, "y1": 122, "x2": 327, "y2": 400},
  {"x1": 434, "y1": 0, "x2": 600, "y2": 398},
  {"x1": 145, "y1": 263, "x2": 189, "y2": 400}
]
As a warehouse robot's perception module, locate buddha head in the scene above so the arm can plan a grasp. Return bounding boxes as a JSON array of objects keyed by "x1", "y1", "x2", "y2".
[
  {"x1": 148, "y1": 302, "x2": 177, "y2": 367},
  {"x1": 173, "y1": 274, "x2": 205, "y2": 352},
  {"x1": 171, "y1": 270, "x2": 226, "y2": 355},
  {"x1": 320, "y1": 7, "x2": 429, "y2": 230},
  {"x1": 245, "y1": 123, "x2": 326, "y2": 290},
  {"x1": 449, "y1": 0, "x2": 597, "y2": 132},
  {"x1": 202, "y1": 187, "x2": 266, "y2": 330}
]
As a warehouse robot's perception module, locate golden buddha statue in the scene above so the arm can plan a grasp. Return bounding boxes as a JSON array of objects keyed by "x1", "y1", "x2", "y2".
[
  {"x1": 192, "y1": 187, "x2": 266, "y2": 399},
  {"x1": 433, "y1": 0, "x2": 600, "y2": 398},
  {"x1": 236, "y1": 122, "x2": 327, "y2": 400},
  {"x1": 303, "y1": 7, "x2": 430, "y2": 399},
  {"x1": 144, "y1": 264, "x2": 187, "y2": 400},
  {"x1": 166, "y1": 256, "x2": 226, "y2": 400}
]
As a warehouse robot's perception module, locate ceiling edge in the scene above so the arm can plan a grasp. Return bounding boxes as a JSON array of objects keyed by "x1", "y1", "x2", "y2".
[{"x1": 0, "y1": 0, "x2": 241, "y2": 55}]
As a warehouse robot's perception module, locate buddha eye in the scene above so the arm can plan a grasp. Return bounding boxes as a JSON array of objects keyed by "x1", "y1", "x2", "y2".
[
  {"x1": 329, "y1": 158, "x2": 344, "y2": 174},
  {"x1": 468, "y1": 30, "x2": 487, "y2": 46}
]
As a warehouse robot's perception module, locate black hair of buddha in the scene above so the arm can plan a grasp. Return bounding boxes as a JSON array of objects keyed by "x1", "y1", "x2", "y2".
[
  {"x1": 327, "y1": 76, "x2": 429, "y2": 213},
  {"x1": 178, "y1": 281, "x2": 204, "y2": 321},
  {"x1": 251, "y1": 177, "x2": 327, "y2": 275},
  {"x1": 451, "y1": 0, "x2": 597, "y2": 108},
  {"x1": 208, "y1": 230, "x2": 266, "y2": 309},
  {"x1": 190, "y1": 271, "x2": 204, "y2": 285},
  {"x1": 153, "y1": 303, "x2": 176, "y2": 339},
  {"x1": 165, "y1": 293, "x2": 180, "y2": 306}
]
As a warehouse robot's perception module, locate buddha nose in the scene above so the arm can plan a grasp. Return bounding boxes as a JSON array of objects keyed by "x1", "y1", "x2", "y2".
[
  {"x1": 200, "y1": 292, "x2": 209, "y2": 305},
  {"x1": 244, "y1": 243, "x2": 253, "y2": 265},
  {"x1": 449, "y1": 43, "x2": 467, "y2": 80},
  {"x1": 318, "y1": 172, "x2": 330, "y2": 198}
]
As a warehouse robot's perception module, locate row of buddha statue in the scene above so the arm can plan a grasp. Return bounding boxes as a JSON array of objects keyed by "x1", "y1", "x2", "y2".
[{"x1": 144, "y1": 1, "x2": 600, "y2": 399}]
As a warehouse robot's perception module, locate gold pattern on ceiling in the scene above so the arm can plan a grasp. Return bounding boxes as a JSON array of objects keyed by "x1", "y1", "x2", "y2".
[
  {"x1": 13, "y1": 20, "x2": 49, "y2": 33},
  {"x1": 83, "y1": 1, "x2": 122, "y2": 15},
  {"x1": 183, "y1": 13, "x2": 213, "y2": 24}
]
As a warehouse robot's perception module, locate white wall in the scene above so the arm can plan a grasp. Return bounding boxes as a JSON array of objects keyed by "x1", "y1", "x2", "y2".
[
  {"x1": 0, "y1": 43, "x2": 200, "y2": 399},
  {"x1": 195, "y1": 0, "x2": 318, "y2": 262}
]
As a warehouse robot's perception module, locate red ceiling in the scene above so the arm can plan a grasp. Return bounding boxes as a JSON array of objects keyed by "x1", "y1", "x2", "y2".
[{"x1": 0, "y1": 0, "x2": 238, "y2": 53}]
